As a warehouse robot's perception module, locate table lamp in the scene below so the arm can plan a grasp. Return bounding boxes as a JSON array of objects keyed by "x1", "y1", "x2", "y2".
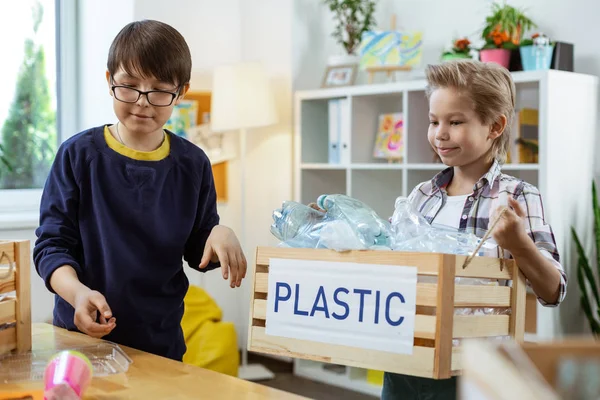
[{"x1": 211, "y1": 61, "x2": 278, "y2": 381}]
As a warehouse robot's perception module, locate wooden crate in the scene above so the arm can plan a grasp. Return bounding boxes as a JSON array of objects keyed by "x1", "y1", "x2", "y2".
[
  {"x1": 0, "y1": 240, "x2": 31, "y2": 355},
  {"x1": 248, "y1": 247, "x2": 526, "y2": 379}
]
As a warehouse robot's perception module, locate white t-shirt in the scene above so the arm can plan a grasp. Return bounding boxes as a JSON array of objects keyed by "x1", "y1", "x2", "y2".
[{"x1": 431, "y1": 194, "x2": 469, "y2": 230}]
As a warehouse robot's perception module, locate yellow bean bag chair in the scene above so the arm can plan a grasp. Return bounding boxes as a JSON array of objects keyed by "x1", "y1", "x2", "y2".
[{"x1": 181, "y1": 285, "x2": 239, "y2": 376}]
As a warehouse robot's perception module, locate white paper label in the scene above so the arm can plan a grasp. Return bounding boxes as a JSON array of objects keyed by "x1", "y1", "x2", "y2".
[{"x1": 265, "y1": 258, "x2": 418, "y2": 355}]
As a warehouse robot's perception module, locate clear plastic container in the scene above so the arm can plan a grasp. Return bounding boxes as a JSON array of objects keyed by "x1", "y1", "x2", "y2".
[{"x1": 0, "y1": 342, "x2": 133, "y2": 383}]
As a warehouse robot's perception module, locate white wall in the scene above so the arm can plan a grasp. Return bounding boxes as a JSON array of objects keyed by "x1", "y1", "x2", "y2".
[
  {"x1": 78, "y1": 0, "x2": 136, "y2": 132},
  {"x1": 134, "y1": 0, "x2": 293, "y2": 348}
]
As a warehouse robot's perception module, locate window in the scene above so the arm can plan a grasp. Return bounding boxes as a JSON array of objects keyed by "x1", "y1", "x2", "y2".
[{"x1": 0, "y1": 0, "x2": 77, "y2": 217}]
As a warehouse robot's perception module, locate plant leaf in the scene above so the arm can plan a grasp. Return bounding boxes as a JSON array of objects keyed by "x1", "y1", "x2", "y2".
[
  {"x1": 578, "y1": 259, "x2": 600, "y2": 334},
  {"x1": 593, "y1": 181, "x2": 600, "y2": 285},
  {"x1": 572, "y1": 227, "x2": 600, "y2": 306}
]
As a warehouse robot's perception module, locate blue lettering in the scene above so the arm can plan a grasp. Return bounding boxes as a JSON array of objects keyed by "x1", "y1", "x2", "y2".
[
  {"x1": 385, "y1": 292, "x2": 405, "y2": 326},
  {"x1": 310, "y1": 286, "x2": 330, "y2": 318},
  {"x1": 353, "y1": 289, "x2": 372, "y2": 322},
  {"x1": 332, "y1": 287, "x2": 349, "y2": 320},
  {"x1": 374, "y1": 290, "x2": 381, "y2": 324},
  {"x1": 274, "y1": 282, "x2": 291, "y2": 313},
  {"x1": 293, "y1": 283, "x2": 309, "y2": 316}
]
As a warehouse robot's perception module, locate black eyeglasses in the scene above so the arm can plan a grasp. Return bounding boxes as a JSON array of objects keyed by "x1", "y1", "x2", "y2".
[{"x1": 110, "y1": 80, "x2": 180, "y2": 107}]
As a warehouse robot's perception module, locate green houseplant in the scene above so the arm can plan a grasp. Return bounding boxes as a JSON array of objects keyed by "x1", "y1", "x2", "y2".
[
  {"x1": 441, "y1": 38, "x2": 473, "y2": 62},
  {"x1": 571, "y1": 181, "x2": 600, "y2": 337},
  {"x1": 480, "y1": 2, "x2": 536, "y2": 68},
  {"x1": 322, "y1": 0, "x2": 376, "y2": 63}
]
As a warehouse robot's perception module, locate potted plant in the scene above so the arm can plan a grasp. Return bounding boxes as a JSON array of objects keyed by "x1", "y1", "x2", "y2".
[
  {"x1": 571, "y1": 181, "x2": 600, "y2": 337},
  {"x1": 519, "y1": 33, "x2": 555, "y2": 71},
  {"x1": 480, "y1": 2, "x2": 536, "y2": 69},
  {"x1": 441, "y1": 38, "x2": 473, "y2": 62},
  {"x1": 322, "y1": 0, "x2": 376, "y2": 66}
]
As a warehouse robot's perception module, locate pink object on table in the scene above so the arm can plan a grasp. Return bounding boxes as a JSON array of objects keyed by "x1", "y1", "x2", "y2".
[{"x1": 44, "y1": 350, "x2": 93, "y2": 399}]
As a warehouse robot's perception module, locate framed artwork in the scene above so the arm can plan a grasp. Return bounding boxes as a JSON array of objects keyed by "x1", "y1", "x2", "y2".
[
  {"x1": 373, "y1": 113, "x2": 404, "y2": 161},
  {"x1": 164, "y1": 100, "x2": 198, "y2": 138},
  {"x1": 359, "y1": 30, "x2": 423, "y2": 70},
  {"x1": 321, "y1": 64, "x2": 358, "y2": 88}
]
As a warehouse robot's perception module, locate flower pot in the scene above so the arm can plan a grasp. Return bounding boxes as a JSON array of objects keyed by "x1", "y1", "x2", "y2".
[
  {"x1": 441, "y1": 53, "x2": 472, "y2": 62},
  {"x1": 327, "y1": 54, "x2": 360, "y2": 67},
  {"x1": 480, "y1": 48, "x2": 512, "y2": 69},
  {"x1": 519, "y1": 44, "x2": 554, "y2": 71}
]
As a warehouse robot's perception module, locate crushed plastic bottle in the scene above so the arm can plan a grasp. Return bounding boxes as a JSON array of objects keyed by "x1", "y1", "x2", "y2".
[
  {"x1": 390, "y1": 196, "x2": 482, "y2": 255},
  {"x1": 316, "y1": 194, "x2": 393, "y2": 249},
  {"x1": 270, "y1": 201, "x2": 328, "y2": 248},
  {"x1": 270, "y1": 195, "x2": 393, "y2": 251}
]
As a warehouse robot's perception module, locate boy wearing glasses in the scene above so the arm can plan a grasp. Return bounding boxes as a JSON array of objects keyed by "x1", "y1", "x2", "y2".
[{"x1": 33, "y1": 20, "x2": 247, "y2": 361}]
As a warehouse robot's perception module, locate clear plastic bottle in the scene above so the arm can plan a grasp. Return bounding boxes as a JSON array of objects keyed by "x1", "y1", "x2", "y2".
[
  {"x1": 270, "y1": 201, "x2": 328, "y2": 248},
  {"x1": 316, "y1": 194, "x2": 392, "y2": 248}
]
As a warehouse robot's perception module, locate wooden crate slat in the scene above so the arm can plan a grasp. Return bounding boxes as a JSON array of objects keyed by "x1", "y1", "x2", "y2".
[
  {"x1": 433, "y1": 254, "x2": 455, "y2": 379},
  {"x1": 0, "y1": 242, "x2": 15, "y2": 265},
  {"x1": 0, "y1": 326, "x2": 17, "y2": 354},
  {"x1": 454, "y1": 285, "x2": 512, "y2": 307},
  {"x1": 254, "y1": 273, "x2": 511, "y2": 308},
  {"x1": 510, "y1": 267, "x2": 527, "y2": 342},
  {"x1": 255, "y1": 247, "x2": 513, "y2": 280},
  {"x1": 451, "y1": 347, "x2": 461, "y2": 373},
  {"x1": 252, "y1": 300, "x2": 511, "y2": 340},
  {"x1": 255, "y1": 247, "x2": 442, "y2": 275},
  {"x1": 0, "y1": 269, "x2": 16, "y2": 294},
  {"x1": 454, "y1": 256, "x2": 514, "y2": 280},
  {"x1": 251, "y1": 298, "x2": 439, "y2": 339},
  {"x1": 0, "y1": 298, "x2": 16, "y2": 325},
  {"x1": 453, "y1": 315, "x2": 510, "y2": 338},
  {"x1": 14, "y1": 240, "x2": 31, "y2": 352},
  {"x1": 250, "y1": 326, "x2": 437, "y2": 378}
]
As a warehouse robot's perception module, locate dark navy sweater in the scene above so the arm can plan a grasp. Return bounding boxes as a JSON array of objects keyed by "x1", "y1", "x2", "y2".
[{"x1": 33, "y1": 125, "x2": 220, "y2": 360}]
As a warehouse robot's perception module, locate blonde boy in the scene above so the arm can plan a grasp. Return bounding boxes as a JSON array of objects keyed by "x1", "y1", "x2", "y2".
[{"x1": 381, "y1": 60, "x2": 566, "y2": 400}]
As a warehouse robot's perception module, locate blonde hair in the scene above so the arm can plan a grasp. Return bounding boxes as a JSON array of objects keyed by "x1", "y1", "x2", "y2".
[{"x1": 424, "y1": 60, "x2": 516, "y2": 164}]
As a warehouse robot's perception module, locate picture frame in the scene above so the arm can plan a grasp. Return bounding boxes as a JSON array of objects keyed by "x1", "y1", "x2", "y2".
[{"x1": 321, "y1": 64, "x2": 358, "y2": 88}]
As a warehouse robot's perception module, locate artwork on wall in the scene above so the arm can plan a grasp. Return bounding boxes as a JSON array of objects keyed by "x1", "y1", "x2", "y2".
[
  {"x1": 373, "y1": 113, "x2": 404, "y2": 162},
  {"x1": 164, "y1": 100, "x2": 198, "y2": 139},
  {"x1": 358, "y1": 30, "x2": 423, "y2": 70},
  {"x1": 321, "y1": 64, "x2": 358, "y2": 88}
]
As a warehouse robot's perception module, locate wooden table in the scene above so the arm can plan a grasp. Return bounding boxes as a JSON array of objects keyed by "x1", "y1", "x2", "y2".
[{"x1": 1, "y1": 323, "x2": 307, "y2": 399}]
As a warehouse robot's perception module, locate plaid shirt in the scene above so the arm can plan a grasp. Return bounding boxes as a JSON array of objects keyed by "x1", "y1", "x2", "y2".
[{"x1": 408, "y1": 159, "x2": 566, "y2": 306}]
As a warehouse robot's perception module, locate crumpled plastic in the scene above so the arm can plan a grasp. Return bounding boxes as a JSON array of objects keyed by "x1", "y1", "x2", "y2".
[{"x1": 270, "y1": 195, "x2": 393, "y2": 251}]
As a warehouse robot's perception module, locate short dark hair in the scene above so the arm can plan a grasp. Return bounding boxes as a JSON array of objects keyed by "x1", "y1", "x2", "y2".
[{"x1": 107, "y1": 20, "x2": 191, "y2": 93}]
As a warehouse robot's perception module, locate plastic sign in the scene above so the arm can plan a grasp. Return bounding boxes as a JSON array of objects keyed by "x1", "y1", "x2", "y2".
[{"x1": 265, "y1": 258, "x2": 417, "y2": 355}]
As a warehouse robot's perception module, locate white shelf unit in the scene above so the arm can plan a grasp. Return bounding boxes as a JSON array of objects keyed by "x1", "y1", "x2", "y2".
[{"x1": 292, "y1": 70, "x2": 598, "y2": 396}]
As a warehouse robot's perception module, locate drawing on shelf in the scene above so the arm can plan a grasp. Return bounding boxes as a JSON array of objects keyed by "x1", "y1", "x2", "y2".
[
  {"x1": 164, "y1": 100, "x2": 199, "y2": 138},
  {"x1": 358, "y1": 30, "x2": 423, "y2": 70},
  {"x1": 373, "y1": 113, "x2": 404, "y2": 161}
]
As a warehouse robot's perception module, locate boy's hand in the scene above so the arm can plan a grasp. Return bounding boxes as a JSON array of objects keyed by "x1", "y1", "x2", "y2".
[
  {"x1": 490, "y1": 197, "x2": 529, "y2": 252},
  {"x1": 73, "y1": 288, "x2": 116, "y2": 338},
  {"x1": 199, "y1": 225, "x2": 247, "y2": 288}
]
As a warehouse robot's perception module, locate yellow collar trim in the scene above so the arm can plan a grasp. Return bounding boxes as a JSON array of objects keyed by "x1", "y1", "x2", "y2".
[{"x1": 104, "y1": 125, "x2": 170, "y2": 161}]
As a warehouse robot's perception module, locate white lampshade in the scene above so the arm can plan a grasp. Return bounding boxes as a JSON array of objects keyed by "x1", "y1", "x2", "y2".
[{"x1": 210, "y1": 62, "x2": 278, "y2": 132}]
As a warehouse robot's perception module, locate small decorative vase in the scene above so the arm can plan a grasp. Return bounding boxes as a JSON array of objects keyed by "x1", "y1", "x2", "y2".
[
  {"x1": 480, "y1": 48, "x2": 512, "y2": 69},
  {"x1": 520, "y1": 44, "x2": 555, "y2": 71}
]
